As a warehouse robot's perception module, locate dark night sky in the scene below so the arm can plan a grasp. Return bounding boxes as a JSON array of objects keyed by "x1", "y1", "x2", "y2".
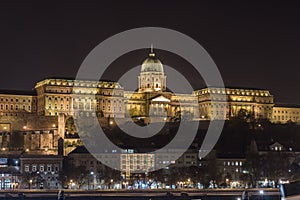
[{"x1": 1, "y1": 1, "x2": 300, "y2": 104}]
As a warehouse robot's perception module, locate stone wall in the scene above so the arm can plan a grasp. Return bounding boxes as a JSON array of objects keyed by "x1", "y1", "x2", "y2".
[{"x1": 0, "y1": 114, "x2": 58, "y2": 132}]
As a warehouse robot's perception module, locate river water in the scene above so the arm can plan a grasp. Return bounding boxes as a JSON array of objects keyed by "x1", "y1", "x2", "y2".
[{"x1": 0, "y1": 195, "x2": 280, "y2": 200}]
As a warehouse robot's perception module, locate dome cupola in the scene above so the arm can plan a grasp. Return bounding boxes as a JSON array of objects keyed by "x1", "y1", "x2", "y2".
[{"x1": 141, "y1": 49, "x2": 164, "y2": 73}]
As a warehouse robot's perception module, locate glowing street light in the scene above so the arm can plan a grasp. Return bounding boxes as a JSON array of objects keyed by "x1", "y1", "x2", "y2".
[
  {"x1": 29, "y1": 179, "x2": 33, "y2": 189},
  {"x1": 259, "y1": 190, "x2": 264, "y2": 195}
]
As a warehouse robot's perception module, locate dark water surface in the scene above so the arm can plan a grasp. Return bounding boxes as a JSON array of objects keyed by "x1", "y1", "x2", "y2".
[{"x1": 0, "y1": 195, "x2": 280, "y2": 200}]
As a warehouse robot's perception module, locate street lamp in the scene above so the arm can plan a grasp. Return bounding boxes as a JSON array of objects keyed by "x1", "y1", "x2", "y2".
[
  {"x1": 69, "y1": 179, "x2": 73, "y2": 189},
  {"x1": 90, "y1": 171, "x2": 95, "y2": 190},
  {"x1": 29, "y1": 179, "x2": 33, "y2": 189},
  {"x1": 110, "y1": 179, "x2": 113, "y2": 189}
]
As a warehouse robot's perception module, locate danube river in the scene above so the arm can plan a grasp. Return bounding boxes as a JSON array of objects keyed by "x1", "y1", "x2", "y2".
[{"x1": 0, "y1": 189, "x2": 281, "y2": 200}]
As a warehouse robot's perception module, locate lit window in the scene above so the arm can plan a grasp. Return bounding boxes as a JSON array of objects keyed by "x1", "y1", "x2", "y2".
[
  {"x1": 25, "y1": 165, "x2": 29, "y2": 172},
  {"x1": 40, "y1": 165, "x2": 44, "y2": 172},
  {"x1": 47, "y1": 165, "x2": 51, "y2": 172}
]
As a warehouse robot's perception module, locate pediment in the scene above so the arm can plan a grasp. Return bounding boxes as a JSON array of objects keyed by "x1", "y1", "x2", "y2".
[{"x1": 151, "y1": 95, "x2": 170, "y2": 102}]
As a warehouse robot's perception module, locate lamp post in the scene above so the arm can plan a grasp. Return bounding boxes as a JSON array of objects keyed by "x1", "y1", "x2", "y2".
[
  {"x1": 90, "y1": 171, "x2": 94, "y2": 190},
  {"x1": 110, "y1": 179, "x2": 113, "y2": 189},
  {"x1": 69, "y1": 179, "x2": 73, "y2": 189},
  {"x1": 29, "y1": 179, "x2": 32, "y2": 189}
]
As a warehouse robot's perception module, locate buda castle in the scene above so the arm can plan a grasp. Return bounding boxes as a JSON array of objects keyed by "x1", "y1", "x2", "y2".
[{"x1": 0, "y1": 49, "x2": 299, "y2": 136}]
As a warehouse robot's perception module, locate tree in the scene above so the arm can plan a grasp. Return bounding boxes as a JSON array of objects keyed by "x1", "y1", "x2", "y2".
[
  {"x1": 259, "y1": 152, "x2": 291, "y2": 187},
  {"x1": 243, "y1": 152, "x2": 261, "y2": 188},
  {"x1": 64, "y1": 165, "x2": 88, "y2": 189}
]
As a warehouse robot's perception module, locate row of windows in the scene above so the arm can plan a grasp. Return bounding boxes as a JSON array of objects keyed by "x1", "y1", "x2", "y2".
[
  {"x1": 73, "y1": 90, "x2": 123, "y2": 96},
  {"x1": 46, "y1": 89, "x2": 70, "y2": 93},
  {"x1": 24, "y1": 164, "x2": 59, "y2": 173},
  {"x1": 223, "y1": 161, "x2": 243, "y2": 167},
  {"x1": 48, "y1": 97, "x2": 123, "y2": 104},
  {"x1": 274, "y1": 110, "x2": 300, "y2": 114},
  {"x1": 0, "y1": 104, "x2": 31, "y2": 111},
  {"x1": 0, "y1": 98, "x2": 33, "y2": 103},
  {"x1": 201, "y1": 89, "x2": 270, "y2": 96},
  {"x1": 273, "y1": 116, "x2": 300, "y2": 121},
  {"x1": 142, "y1": 77, "x2": 161, "y2": 82},
  {"x1": 48, "y1": 97, "x2": 69, "y2": 101},
  {"x1": 48, "y1": 81, "x2": 120, "y2": 88},
  {"x1": 201, "y1": 104, "x2": 272, "y2": 111},
  {"x1": 47, "y1": 104, "x2": 123, "y2": 112},
  {"x1": 271, "y1": 146, "x2": 283, "y2": 151}
]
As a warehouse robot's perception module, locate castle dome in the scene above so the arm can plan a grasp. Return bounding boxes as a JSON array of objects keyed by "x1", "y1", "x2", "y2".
[{"x1": 141, "y1": 50, "x2": 164, "y2": 73}]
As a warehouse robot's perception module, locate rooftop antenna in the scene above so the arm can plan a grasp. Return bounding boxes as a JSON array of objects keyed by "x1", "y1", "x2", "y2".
[{"x1": 149, "y1": 44, "x2": 155, "y2": 57}]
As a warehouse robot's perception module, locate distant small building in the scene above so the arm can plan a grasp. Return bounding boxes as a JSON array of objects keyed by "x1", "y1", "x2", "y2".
[
  {"x1": 0, "y1": 151, "x2": 21, "y2": 189},
  {"x1": 20, "y1": 154, "x2": 63, "y2": 189},
  {"x1": 216, "y1": 153, "x2": 246, "y2": 188}
]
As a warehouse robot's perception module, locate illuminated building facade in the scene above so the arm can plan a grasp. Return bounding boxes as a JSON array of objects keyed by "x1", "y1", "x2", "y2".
[
  {"x1": 194, "y1": 87, "x2": 274, "y2": 120},
  {"x1": 35, "y1": 79, "x2": 124, "y2": 118},
  {"x1": 0, "y1": 49, "x2": 299, "y2": 129},
  {"x1": 124, "y1": 50, "x2": 198, "y2": 121},
  {"x1": 20, "y1": 154, "x2": 63, "y2": 189},
  {"x1": 272, "y1": 104, "x2": 300, "y2": 123},
  {"x1": 0, "y1": 91, "x2": 37, "y2": 117}
]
